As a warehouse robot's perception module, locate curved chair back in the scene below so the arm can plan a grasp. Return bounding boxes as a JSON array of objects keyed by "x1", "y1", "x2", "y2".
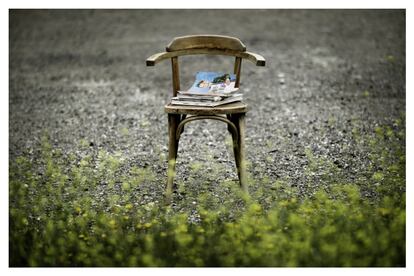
[
  {"x1": 146, "y1": 35, "x2": 265, "y2": 96},
  {"x1": 166, "y1": 35, "x2": 246, "y2": 52}
]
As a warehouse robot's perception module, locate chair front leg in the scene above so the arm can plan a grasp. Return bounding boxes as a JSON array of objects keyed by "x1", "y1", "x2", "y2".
[
  {"x1": 166, "y1": 114, "x2": 180, "y2": 204},
  {"x1": 236, "y1": 113, "x2": 248, "y2": 193}
]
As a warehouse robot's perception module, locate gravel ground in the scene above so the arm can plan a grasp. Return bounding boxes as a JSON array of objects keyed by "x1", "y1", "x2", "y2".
[{"x1": 9, "y1": 10, "x2": 405, "y2": 208}]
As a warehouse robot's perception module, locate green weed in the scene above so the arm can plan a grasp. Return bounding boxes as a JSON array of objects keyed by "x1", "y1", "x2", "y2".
[{"x1": 9, "y1": 118, "x2": 405, "y2": 267}]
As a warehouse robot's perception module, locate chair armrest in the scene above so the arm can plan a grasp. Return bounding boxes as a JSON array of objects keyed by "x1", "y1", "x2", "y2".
[
  {"x1": 241, "y1": 51, "x2": 266, "y2": 66},
  {"x1": 146, "y1": 50, "x2": 266, "y2": 66},
  {"x1": 146, "y1": 52, "x2": 172, "y2": 66}
]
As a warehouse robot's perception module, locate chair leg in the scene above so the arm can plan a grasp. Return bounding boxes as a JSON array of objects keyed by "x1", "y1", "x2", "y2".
[
  {"x1": 228, "y1": 113, "x2": 248, "y2": 193},
  {"x1": 180, "y1": 114, "x2": 187, "y2": 135},
  {"x1": 166, "y1": 114, "x2": 180, "y2": 204},
  {"x1": 236, "y1": 113, "x2": 248, "y2": 193},
  {"x1": 227, "y1": 114, "x2": 240, "y2": 179}
]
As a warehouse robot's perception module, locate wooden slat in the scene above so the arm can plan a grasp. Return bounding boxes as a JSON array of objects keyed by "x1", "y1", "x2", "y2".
[
  {"x1": 146, "y1": 49, "x2": 265, "y2": 66},
  {"x1": 166, "y1": 114, "x2": 180, "y2": 204},
  {"x1": 234, "y1": 57, "x2": 242, "y2": 88},
  {"x1": 165, "y1": 102, "x2": 248, "y2": 115},
  {"x1": 167, "y1": 35, "x2": 246, "y2": 52},
  {"x1": 146, "y1": 52, "x2": 169, "y2": 66},
  {"x1": 171, "y1": 57, "x2": 180, "y2": 97},
  {"x1": 243, "y1": 51, "x2": 266, "y2": 66},
  {"x1": 236, "y1": 113, "x2": 248, "y2": 192}
]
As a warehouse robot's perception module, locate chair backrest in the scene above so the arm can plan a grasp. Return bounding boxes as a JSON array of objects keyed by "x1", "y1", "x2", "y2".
[
  {"x1": 166, "y1": 35, "x2": 246, "y2": 52},
  {"x1": 146, "y1": 34, "x2": 265, "y2": 97}
]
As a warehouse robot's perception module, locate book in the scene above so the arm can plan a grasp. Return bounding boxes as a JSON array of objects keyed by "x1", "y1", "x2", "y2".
[
  {"x1": 171, "y1": 71, "x2": 243, "y2": 107},
  {"x1": 171, "y1": 93, "x2": 243, "y2": 107},
  {"x1": 175, "y1": 94, "x2": 223, "y2": 102},
  {"x1": 178, "y1": 71, "x2": 239, "y2": 96}
]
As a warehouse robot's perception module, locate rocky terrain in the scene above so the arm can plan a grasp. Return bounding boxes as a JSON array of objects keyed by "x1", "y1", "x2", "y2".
[{"x1": 10, "y1": 10, "x2": 405, "y2": 209}]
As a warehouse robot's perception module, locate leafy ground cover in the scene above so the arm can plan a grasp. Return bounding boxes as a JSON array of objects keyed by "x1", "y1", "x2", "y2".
[{"x1": 9, "y1": 119, "x2": 405, "y2": 266}]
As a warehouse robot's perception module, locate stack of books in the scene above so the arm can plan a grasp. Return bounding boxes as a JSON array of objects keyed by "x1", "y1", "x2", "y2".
[{"x1": 171, "y1": 72, "x2": 243, "y2": 107}]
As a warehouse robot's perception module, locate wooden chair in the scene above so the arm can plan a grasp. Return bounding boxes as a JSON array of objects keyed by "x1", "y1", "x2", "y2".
[{"x1": 146, "y1": 35, "x2": 265, "y2": 203}]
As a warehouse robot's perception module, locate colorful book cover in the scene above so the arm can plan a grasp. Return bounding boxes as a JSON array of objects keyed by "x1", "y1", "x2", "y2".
[{"x1": 180, "y1": 71, "x2": 238, "y2": 94}]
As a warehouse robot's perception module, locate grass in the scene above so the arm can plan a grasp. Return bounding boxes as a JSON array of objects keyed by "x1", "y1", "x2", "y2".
[{"x1": 9, "y1": 117, "x2": 405, "y2": 266}]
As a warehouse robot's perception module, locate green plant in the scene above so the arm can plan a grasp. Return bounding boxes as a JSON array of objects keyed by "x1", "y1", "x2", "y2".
[{"x1": 9, "y1": 118, "x2": 405, "y2": 266}]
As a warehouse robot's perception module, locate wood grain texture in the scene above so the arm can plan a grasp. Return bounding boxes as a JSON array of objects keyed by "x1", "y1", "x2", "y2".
[
  {"x1": 243, "y1": 51, "x2": 266, "y2": 66},
  {"x1": 176, "y1": 115, "x2": 238, "y2": 140},
  {"x1": 226, "y1": 113, "x2": 248, "y2": 192},
  {"x1": 171, "y1": 57, "x2": 180, "y2": 97},
  {"x1": 146, "y1": 49, "x2": 265, "y2": 66},
  {"x1": 166, "y1": 114, "x2": 180, "y2": 204},
  {"x1": 164, "y1": 102, "x2": 248, "y2": 115},
  {"x1": 227, "y1": 114, "x2": 240, "y2": 179},
  {"x1": 235, "y1": 113, "x2": 248, "y2": 192},
  {"x1": 166, "y1": 34, "x2": 246, "y2": 52},
  {"x1": 234, "y1": 57, "x2": 242, "y2": 88}
]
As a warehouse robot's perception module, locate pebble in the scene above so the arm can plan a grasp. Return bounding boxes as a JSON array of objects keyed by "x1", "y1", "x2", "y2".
[{"x1": 9, "y1": 13, "x2": 405, "y2": 220}]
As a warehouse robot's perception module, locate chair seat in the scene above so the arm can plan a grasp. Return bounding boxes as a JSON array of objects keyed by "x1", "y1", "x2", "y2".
[{"x1": 165, "y1": 101, "x2": 248, "y2": 115}]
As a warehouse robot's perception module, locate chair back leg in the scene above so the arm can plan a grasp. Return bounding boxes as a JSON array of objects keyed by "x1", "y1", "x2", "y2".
[
  {"x1": 228, "y1": 113, "x2": 248, "y2": 192},
  {"x1": 227, "y1": 114, "x2": 240, "y2": 178}
]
